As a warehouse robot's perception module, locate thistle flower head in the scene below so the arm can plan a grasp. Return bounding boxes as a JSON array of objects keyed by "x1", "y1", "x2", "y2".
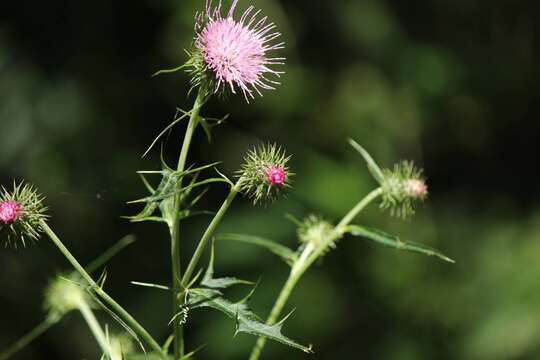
[
  {"x1": 0, "y1": 201, "x2": 22, "y2": 225},
  {"x1": 297, "y1": 215, "x2": 336, "y2": 253},
  {"x1": 237, "y1": 143, "x2": 293, "y2": 204},
  {"x1": 193, "y1": 0, "x2": 285, "y2": 101},
  {"x1": 0, "y1": 182, "x2": 48, "y2": 248},
  {"x1": 380, "y1": 161, "x2": 428, "y2": 218},
  {"x1": 266, "y1": 165, "x2": 286, "y2": 185},
  {"x1": 44, "y1": 276, "x2": 88, "y2": 320}
]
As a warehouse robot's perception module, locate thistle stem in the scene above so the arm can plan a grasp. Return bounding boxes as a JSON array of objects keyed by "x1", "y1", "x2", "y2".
[
  {"x1": 335, "y1": 187, "x2": 383, "y2": 230},
  {"x1": 170, "y1": 88, "x2": 205, "y2": 358},
  {"x1": 77, "y1": 300, "x2": 118, "y2": 360},
  {"x1": 182, "y1": 182, "x2": 241, "y2": 286},
  {"x1": 248, "y1": 188, "x2": 383, "y2": 360},
  {"x1": 40, "y1": 220, "x2": 167, "y2": 360},
  {"x1": 248, "y1": 243, "x2": 313, "y2": 360},
  {"x1": 0, "y1": 318, "x2": 56, "y2": 360}
]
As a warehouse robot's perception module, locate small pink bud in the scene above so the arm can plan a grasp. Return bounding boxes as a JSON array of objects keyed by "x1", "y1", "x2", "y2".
[
  {"x1": 404, "y1": 179, "x2": 428, "y2": 199},
  {"x1": 0, "y1": 201, "x2": 22, "y2": 225},
  {"x1": 266, "y1": 166, "x2": 286, "y2": 185}
]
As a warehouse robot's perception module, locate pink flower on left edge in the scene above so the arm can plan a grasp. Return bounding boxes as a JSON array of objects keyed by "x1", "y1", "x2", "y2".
[
  {"x1": 0, "y1": 201, "x2": 22, "y2": 225},
  {"x1": 195, "y1": 0, "x2": 285, "y2": 101},
  {"x1": 0, "y1": 182, "x2": 48, "y2": 247}
]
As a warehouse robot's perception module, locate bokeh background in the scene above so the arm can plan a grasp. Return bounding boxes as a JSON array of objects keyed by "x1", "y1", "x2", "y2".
[{"x1": 1, "y1": 0, "x2": 540, "y2": 359}]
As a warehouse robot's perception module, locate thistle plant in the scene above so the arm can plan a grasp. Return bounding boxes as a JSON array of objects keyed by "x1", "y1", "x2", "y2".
[
  {"x1": 0, "y1": 182, "x2": 48, "y2": 248},
  {"x1": 0, "y1": 0, "x2": 453, "y2": 359}
]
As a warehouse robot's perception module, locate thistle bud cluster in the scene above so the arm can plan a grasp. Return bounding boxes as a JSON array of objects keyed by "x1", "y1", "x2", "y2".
[
  {"x1": 297, "y1": 215, "x2": 336, "y2": 254},
  {"x1": 380, "y1": 161, "x2": 428, "y2": 218},
  {"x1": 0, "y1": 182, "x2": 48, "y2": 248},
  {"x1": 44, "y1": 276, "x2": 88, "y2": 320},
  {"x1": 237, "y1": 143, "x2": 293, "y2": 204},
  {"x1": 109, "y1": 333, "x2": 135, "y2": 359}
]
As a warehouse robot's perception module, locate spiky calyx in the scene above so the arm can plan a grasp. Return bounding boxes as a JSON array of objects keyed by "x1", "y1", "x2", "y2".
[
  {"x1": 44, "y1": 276, "x2": 88, "y2": 320},
  {"x1": 0, "y1": 182, "x2": 48, "y2": 248},
  {"x1": 237, "y1": 143, "x2": 293, "y2": 204},
  {"x1": 109, "y1": 333, "x2": 135, "y2": 359},
  {"x1": 380, "y1": 161, "x2": 428, "y2": 218},
  {"x1": 297, "y1": 215, "x2": 336, "y2": 255}
]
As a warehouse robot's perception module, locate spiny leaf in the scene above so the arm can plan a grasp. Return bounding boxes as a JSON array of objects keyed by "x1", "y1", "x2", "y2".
[
  {"x1": 188, "y1": 288, "x2": 312, "y2": 353},
  {"x1": 128, "y1": 163, "x2": 218, "y2": 223},
  {"x1": 178, "y1": 344, "x2": 205, "y2": 360},
  {"x1": 216, "y1": 233, "x2": 298, "y2": 266},
  {"x1": 348, "y1": 139, "x2": 385, "y2": 184},
  {"x1": 130, "y1": 281, "x2": 170, "y2": 291},
  {"x1": 345, "y1": 225, "x2": 455, "y2": 263}
]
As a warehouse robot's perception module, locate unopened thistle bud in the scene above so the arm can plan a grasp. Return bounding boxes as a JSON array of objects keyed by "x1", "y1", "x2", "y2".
[
  {"x1": 237, "y1": 143, "x2": 293, "y2": 204},
  {"x1": 380, "y1": 161, "x2": 428, "y2": 218},
  {"x1": 297, "y1": 215, "x2": 336, "y2": 254},
  {"x1": 44, "y1": 276, "x2": 88, "y2": 320},
  {"x1": 0, "y1": 182, "x2": 48, "y2": 248},
  {"x1": 109, "y1": 333, "x2": 135, "y2": 359}
]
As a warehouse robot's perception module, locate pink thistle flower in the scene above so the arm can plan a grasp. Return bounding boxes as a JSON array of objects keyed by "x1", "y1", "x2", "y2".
[
  {"x1": 404, "y1": 179, "x2": 428, "y2": 199},
  {"x1": 195, "y1": 0, "x2": 285, "y2": 101},
  {"x1": 266, "y1": 165, "x2": 286, "y2": 185},
  {"x1": 0, "y1": 200, "x2": 22, "y2": 225}
]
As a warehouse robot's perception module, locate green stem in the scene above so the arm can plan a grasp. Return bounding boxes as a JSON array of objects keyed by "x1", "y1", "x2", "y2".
[
  {"x1": 170, "y1": 88, "x2": 205, "y2": 358},
  {"x1": 85, "y1": 235, "x2": 135, "y2": 274},
  {"x1": 335, "y1": 187, "x2": 383, "y2": 230},
  {"x1": 182, "y1": 182, "x2": 240, "y2": 286},
  {"x1": 0, "y1": 318, "x2": 56, "y2": 360},
  {"x1": 78, "y1": 300, "x2": 118, "y2": 360},
  {"x1": 248, "y1": 243, "x2": 314, "y2": 360},
  {"x1": 0, "y1": 236, "x2": 135, "y2": 360},
  {"x1": 40, "y1": 220, "x2": 167, "y2": 360},
  {"x1": 248, "y1": 188, "x2": 383, "y2": 360}
]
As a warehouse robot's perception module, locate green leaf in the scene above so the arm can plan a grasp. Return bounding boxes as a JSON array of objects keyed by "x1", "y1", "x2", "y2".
[
  {"x1": 187, "y1": 288, "x2": 312, "y2": 353},
  {"x1": 345, "y1": 225, "x2": 455, "y2": 263},
  {"x1": 348, "y1": 139, "x2": 385, "y2": 184},
  {"x1": 128, "y1": 163, "x2": 219, "y2": 223},
  {"x1": 130, "y1": 281, "x2": 170, "y2": 291},
  {"x1": 216, "y1": 233, "x2": 298, "y2": 266}
]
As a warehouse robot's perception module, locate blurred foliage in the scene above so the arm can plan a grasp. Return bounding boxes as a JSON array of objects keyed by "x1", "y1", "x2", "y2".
[{"x1": 1, "y1": 0, "x2": 539, "y2": 359}]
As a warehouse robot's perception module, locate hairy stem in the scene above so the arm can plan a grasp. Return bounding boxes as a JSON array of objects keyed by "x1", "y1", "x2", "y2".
[
  {"x1": 78, "y1": 300, "x2": 118, "y2": 360},
  {"x1": 248, "y1": 188, "x2": 383, "y2": 360},
  {"x1": 40, "y1": 220, "x2": 167, "y2": 360},
  {"x1": 170, "y1": 88, "x2": 205, "y2": 358},
  {"x1": 182, "y1": 182, "x2": 241, "y2": 286}
]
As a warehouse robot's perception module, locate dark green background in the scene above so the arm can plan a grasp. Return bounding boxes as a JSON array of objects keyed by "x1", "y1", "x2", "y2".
[{"x1": 1, "y1": 0, "x2": 539, "y2": 359}]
